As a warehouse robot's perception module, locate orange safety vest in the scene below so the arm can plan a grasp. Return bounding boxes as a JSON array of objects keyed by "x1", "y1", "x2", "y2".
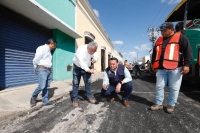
[{"x1": 153, "y1": 32, "x2": 181, "y2": 69}]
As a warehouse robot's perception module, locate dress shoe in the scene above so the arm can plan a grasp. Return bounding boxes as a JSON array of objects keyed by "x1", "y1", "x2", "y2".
[
  {"x1": 43, "y1": 102, "x2": 54, "y2": 106},
  {"x1": 30, "y1": 97, "x2": 37, "y2": 107},
  {"x1": 110, "y1": 97, "x2": 115, "y2": 102},
  {"x1": 166, "y1": 105, "x2": 174, "y2": 114},
  {"x1": 123, "y1": 100, "x2": 130, "y2": 107},
  {"x1": 72, "y1": 100, "x2": 78, "y2": 107},
  {"x1": 88, "y1": 98, "x2": 97, "y2": 104},
  {"x1": 150, "y1": 104, "x2": 163, "y2": 111}
]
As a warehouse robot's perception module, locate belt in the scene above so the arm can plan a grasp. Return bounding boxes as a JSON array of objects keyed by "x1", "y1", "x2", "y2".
[{"x1": 37, "y1": 65, "x2": 51, "y2": 70}]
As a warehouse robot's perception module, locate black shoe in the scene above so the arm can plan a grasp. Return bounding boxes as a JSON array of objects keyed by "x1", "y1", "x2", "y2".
[
  {"x1": 30, "y1": 97, "x2": 37, "y2": 107},
  {"x1": 43, "y1": 102, "x2": 55, "y2": 106}
]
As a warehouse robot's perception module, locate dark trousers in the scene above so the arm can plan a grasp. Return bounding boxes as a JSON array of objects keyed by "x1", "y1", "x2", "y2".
[
  {"x1": 101, "y1": 81, "x2": 133, "y2": 100},
  {"x1": 135, "y1": 68, "x2": 142, "y2": 77},
  {"x1": 72, "y1": 64, "x2": 92, "y2": 101}
]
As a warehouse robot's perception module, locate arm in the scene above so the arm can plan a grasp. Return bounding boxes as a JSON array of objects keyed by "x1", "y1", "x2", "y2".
[
  {"x1": 115, "y1": 67, "x2": 132, "y2": 93},
  {"x1": 122, "y1": 67, "x2": 132, "y2": 84},
  {"x1": 92, "y1": 52, "x2": 98, "y2": 63},
  {"x1": 180, "y1": 35, "x2": 193, "y2": 74},
  {"x1": 33, "y1": 47, "x2": 43, "y2": 69},
  {"x1": 102, "y1": 71, "x2": 109, "y2": 90},
  {"x1": 180, "y1": 35, "x2": 192, "y2": 66},
  {"x1": 76, "y1": 48, "x2": 90, "y2": 72}
]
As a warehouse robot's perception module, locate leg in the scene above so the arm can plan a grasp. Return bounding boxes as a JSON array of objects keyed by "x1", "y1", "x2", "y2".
[
  {"x1": 72, "y1": 65, "x2": 81, "y2": 101},
  {"x1": 167, "y1": 67, "x2": 183, "y2": 106},
  {"x1": 42, "y1": 70, "x2": 52, "y2": 104},
  {"x1": 135, "y1": 70, "x2": 138, "y2": 77},
  {"x1": 82, "y1": 69, "x2": 92, "y2": 99},
  {"x1": 101, "y1": 85, "x2": 116, "y2": 102},
  {"x1": 101, "y1": 85, "x2": 116, "y2": 97},
  {"x1": 139, "y1": 69, "x2": 142, "y2": 77},
  {"x1": 32, "y1": 68, "x2": 48, "y2": 100},
  {"x1": 121, "y1": 81, "x2": 133, "y2": 100},
  {"x1": 155, "y1": 69, "x2": 167, "y2": 105}
]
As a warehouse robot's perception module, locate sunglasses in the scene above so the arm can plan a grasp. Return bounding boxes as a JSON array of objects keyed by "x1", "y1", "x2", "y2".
[{"x1": 160, "y1": 24, "x2": 169, "y2": 29}]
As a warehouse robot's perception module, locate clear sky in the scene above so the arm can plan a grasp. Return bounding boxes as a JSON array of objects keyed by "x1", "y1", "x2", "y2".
[{"x1": 88, "y1": 0, "x2": 181, "y2": 63}]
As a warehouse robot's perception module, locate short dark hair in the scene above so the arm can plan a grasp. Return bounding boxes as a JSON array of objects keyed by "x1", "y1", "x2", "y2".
[
  {"x1": 109, "y1": 57, "x2": 118, "y2": 63},
  {"x1": 46, "y1": 38, "x2": 57, "y2": 45}
]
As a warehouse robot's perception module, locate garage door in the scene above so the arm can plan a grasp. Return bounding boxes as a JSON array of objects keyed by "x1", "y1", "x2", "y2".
[{"x1": 0, "y1": 5, "x2": 52, "y2": 89}]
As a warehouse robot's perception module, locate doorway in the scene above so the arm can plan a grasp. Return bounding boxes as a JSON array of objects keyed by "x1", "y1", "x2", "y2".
[{"x1": 101, "y1": 49, "x2": 105, "y2": 71}]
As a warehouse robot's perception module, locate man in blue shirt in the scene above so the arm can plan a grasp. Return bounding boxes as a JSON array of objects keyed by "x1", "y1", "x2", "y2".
[
  {"x1": 30, "y1": 38, "x2": 57, "y2": 107},
  {"x1": 101, "y1": 57, "x2": 133, "y2": 107}
]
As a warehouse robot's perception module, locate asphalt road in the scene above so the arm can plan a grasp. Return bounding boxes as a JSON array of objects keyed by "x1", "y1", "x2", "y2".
[{"x1": 1, "y1": 72, "x2": 200, "y2": 133}]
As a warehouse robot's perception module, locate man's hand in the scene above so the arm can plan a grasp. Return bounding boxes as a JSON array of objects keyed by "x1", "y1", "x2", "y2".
[
  {"x1": 181, "y1": 66, "x2": 190, "y2": 75},
  {"x1": 34, "y1": 69, "x2": 36, "y2": 73},
  {"x1": 115, "y1": 83, "x2": 121, "y2": 93},
  {"x1": 87, "y1": 69, "x2": 94, "y2": 74},
  {"x1": 152, "y1": 67, "x2": 158, "y2": 73},
  {"x1": 91, "y1": 58, "x2": 96, "y2": 63},
  {"x1": 102, "y1": 84, "x2": 108, "y2": 90}
]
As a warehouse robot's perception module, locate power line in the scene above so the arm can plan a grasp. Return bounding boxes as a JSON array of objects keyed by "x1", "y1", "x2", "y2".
[
  {"x1": 149, "y1": 2, "x2": 166, "y2": 27},
  {"x1": 155, "y1": 3, "x2": 171, "y2": 26}
]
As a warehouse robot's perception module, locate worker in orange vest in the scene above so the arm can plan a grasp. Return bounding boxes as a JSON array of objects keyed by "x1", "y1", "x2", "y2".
[
  {"x1": 124, "y1": 60, "x2": 128, "y2": 68},
  {"x1": 150, "y1": 22, "x2": 192, "y2": 114}
]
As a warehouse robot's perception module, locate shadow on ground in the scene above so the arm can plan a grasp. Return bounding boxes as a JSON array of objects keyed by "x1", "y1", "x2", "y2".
[{"x1": 48, "y1": 87, "x2": 58, "y2": 99}]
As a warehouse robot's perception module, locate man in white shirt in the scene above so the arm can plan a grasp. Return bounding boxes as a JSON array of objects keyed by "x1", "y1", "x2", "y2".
[
  {"x1": 72, "y1": 42, "x2": 98, "y2": 107},
  {"x1": 102, "y1": 57, "x2": 133, "y2": 107},
  {"x1": 30, "y1": 38, "x2": 57, "y2": 107}
]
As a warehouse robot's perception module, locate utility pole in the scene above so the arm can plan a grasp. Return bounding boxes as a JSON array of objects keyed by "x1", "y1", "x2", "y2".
[
  {"x1": 136, "y1": 52, "x2": 138, "y2": 63},
  {"x1": 147, "y1": 27, "x2": 160, "y2": 48}
]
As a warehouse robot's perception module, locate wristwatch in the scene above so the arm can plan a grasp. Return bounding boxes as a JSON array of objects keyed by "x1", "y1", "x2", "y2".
[{"x1": 119, "y1": 81, "x2": 122, "y2": 85}]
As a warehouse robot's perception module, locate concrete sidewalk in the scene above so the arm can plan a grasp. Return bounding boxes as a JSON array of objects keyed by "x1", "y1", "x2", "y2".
[{"x1": 0, "y1": 73, "x2": 103, "y2": 120}]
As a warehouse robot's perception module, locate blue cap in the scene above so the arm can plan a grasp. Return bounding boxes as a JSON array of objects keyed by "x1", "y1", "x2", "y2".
[{"x1": 160, "y1": 22, "x2": 174, "y2": 30}]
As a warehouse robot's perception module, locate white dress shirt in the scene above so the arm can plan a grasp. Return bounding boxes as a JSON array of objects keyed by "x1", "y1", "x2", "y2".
[
  {"x1": 73, "y1": 45, "x2": 98, "y2": 72},
  {"x1": 33, "y1": 44, "x2": 52, "y2": 69},
  {"x1": 103, "y1": 66, "x2": 132, "y2": 85}
]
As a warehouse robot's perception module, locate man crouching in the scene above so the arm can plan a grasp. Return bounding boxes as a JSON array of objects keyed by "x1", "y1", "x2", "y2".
[{"x1": 101, "y1": 58, "x2": 133, "y2": 107}]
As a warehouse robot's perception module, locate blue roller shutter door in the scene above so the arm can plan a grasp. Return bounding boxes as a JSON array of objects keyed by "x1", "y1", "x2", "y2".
[{"x1": 0, "y1": 5, "x2": 52, "y2": 89}]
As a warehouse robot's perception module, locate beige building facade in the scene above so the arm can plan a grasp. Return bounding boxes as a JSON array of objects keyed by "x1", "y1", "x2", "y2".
[{"x1": 75, "y1": 0, "x2": 123, "y2": 72}]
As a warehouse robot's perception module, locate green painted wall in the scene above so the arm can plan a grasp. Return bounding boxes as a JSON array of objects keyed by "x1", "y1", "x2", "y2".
[
  {"x1": 36, "y1": 0, "x2": 75, "y2": 29},
  {"x1": 185, "y1": 29, "x2": 200, "y2": 64},
  {"x1": 52, "y1": 29, "x2": 75, "y2": 81}
]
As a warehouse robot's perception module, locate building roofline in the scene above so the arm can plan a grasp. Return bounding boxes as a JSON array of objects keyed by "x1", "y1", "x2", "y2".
[{"x1": 79, "y1": 0, "x2": 114, "y2": 49}]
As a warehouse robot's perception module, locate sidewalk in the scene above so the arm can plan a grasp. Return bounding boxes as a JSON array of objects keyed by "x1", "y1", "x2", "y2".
[{"x1": 0, "y1": 73, "x2": 103, "y2": 120}]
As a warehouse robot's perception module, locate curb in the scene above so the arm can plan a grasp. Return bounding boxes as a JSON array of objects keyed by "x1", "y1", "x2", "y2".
[{"x1": 0, "y1": 92, "x2": 69, "y2": 124}]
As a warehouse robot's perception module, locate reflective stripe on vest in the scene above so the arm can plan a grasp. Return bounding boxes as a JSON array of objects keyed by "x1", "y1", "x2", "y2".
[
  {"x1": 153, "y1": 37, "x2": 163, "y2": 68},
  {"x1": 153, "y1": 32, "x2": 181, "y2": 69}
]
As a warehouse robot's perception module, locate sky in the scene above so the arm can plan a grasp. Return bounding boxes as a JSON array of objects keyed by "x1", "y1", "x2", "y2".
[{"x1": 88, "y1": 0, "x2": 182, "y2": 63}]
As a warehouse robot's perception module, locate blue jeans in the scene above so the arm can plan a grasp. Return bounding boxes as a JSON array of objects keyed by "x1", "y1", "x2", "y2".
[
  {"x1": 32, "y1": 68, "x2": 52, "y2": 104},
  {"x1": 155, "y1": 67, "x2": 183, "y2": 106},
  {"x1": 101, "y1": 81, "x2": 133, "y2": 100},
  {"x1": 72, "y1": 64, "x2": 92, "y2": 101}
]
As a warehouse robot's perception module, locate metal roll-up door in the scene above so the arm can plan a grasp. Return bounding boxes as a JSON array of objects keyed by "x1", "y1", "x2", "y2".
[{"x1": 0, "y1": 5, "x2": 52, "y2": 89}]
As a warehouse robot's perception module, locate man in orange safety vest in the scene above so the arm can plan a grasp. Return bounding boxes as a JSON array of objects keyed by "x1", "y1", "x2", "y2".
[{"x1": 150, "y1": 22, "x2": 192, "y2": 114}]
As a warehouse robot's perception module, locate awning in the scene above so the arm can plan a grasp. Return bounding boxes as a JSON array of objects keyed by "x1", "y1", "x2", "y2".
[
  {"x1": 0, "y1": 0, "x2": 82, "y2": 39},
  {"x1": 166, "y1": 0, "x2": 200, "y2": 22}
]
